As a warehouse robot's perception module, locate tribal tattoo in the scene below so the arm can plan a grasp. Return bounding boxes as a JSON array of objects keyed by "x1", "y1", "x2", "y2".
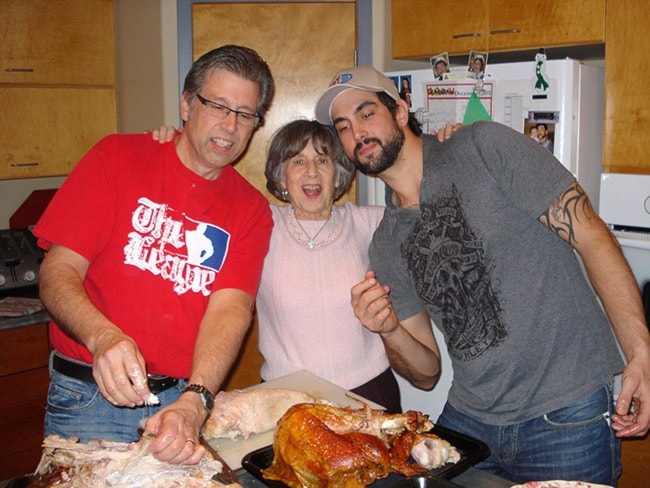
[{"x1": 538, "y1": 182, "x2": 592, "y2": 246}]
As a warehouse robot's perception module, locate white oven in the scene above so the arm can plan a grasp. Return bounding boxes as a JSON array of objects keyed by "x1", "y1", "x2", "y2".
[{"x1": 599, "y1": 173, "x2": 650, "y2": 323}]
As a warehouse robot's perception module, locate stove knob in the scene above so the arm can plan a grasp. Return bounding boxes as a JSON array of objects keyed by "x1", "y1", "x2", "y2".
[{"x1": 24, "y1": 270, "x2": 36, "y2": 282}]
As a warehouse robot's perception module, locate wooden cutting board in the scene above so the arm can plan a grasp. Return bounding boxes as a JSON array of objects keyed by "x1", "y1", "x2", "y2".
[{"x1": 206, "y1": 370, "x2": 382, "y2": 469}]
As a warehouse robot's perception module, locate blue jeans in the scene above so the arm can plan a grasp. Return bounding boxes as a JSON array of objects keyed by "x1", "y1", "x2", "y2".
[
  {"x1": 437, "y1": 385, "x2": 621, "y2": 486},
  {"x1": 45, "y1": 351, "x2": 188, "y2": 443}
]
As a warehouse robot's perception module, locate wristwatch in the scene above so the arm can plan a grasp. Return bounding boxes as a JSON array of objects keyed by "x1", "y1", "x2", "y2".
[{"x1": 184, "y1": 383, "x2": 214, "y2": 412}]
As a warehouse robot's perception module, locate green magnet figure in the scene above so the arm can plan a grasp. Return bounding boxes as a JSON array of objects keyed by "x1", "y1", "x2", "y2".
[{"x1": 535, "y1": 48, "x2": 550, "y2": 91}]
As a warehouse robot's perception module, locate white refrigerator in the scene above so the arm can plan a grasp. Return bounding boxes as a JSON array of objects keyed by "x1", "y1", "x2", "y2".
[
  {"x1": 370, "y1": 59, "x2": 605, "y2": 210},
  {"x1": 365, "y1": 59, "x2": 605, "y2": 420}
]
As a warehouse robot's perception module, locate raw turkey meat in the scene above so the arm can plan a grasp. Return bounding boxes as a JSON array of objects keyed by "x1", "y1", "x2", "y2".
[
  {"x1": 203, "y1": 388, "x2": 316, "y2": 441},
  {"x1": 262, "y1": 402, "x2": 460, "y2": 488},
  {"x1": 26, "y1": 435, "x2": 236, "y2": 487}
]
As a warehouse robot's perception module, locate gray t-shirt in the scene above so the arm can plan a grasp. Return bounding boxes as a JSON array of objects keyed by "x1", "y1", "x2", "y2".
[{"x1": 371, "y1": 121, "x2": 624, "y2": 424}]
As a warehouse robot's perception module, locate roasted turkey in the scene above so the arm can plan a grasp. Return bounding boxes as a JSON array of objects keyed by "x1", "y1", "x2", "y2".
[{"x1": 262, "y1": 403, "x2": 460, "y2": 488}]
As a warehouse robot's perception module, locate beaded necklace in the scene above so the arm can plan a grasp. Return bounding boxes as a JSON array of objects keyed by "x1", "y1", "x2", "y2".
[{"x1": 287, "y1": 208, "x2": 338, "y2": 249}]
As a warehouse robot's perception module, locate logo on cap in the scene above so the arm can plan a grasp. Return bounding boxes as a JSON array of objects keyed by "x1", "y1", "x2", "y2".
[{"x1": 330, "y1": 73, "x2": 353, "y2": 87}]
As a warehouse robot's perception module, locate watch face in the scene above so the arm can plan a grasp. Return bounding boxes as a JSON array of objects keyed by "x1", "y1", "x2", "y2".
[
  {"x1": 185, "y1": 384, "x2": 214, "y2": 411},
  {"x1": 204, "y1": 393, "x2": 214, "y2": 411}
]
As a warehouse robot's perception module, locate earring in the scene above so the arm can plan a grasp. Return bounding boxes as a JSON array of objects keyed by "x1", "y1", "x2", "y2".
[{"x1": 281, "y1": 189, "x2": 288, "y2": 198}]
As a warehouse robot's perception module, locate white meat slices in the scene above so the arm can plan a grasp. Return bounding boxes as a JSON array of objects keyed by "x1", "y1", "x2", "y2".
[
  {"x1": 202, "y1": 388, "x2": 316, "y2": 441},
  {"x1": 29, "y1": 435, "x2": 235, "y2": 487}
]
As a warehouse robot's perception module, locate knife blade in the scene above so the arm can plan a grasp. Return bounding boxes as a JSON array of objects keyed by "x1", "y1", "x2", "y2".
[{"x1": 200, "y1": 436, "x2": 240, "y2": 485}]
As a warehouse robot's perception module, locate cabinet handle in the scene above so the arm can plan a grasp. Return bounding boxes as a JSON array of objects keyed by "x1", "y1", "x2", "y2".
[
  {"x1": 452, "y1": 32, "x2": 482, "y2": 39},
  {"x1": 490, "y1": 29, "x2": 521, "y2": 35},
  {"x1": 5, "y1": 68, "x2": 35, "y2": 72},
  {"x1": 10, "y1": 162, "x2": 40, "y2": 167}
]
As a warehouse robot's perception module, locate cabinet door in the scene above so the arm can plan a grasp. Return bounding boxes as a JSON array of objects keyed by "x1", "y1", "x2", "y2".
[
  {"x1": 0, "y1": 367, "x2": 50, "y2": 479},
  {"x1": 488, "y1": 0, "x2": 605, "y2": 51},
  {"x1": 602, "y1": 1, "x2": 650, "y2": 173},
  {"x1": 0, "y1": 0, "x2": 115, "y2": 85},
  {"x1": 0, "y1": 323, "x2": 50, "y2": 480},
  {"x1": 0, "y1": 87, "x2": 116, "y2": 179},
  {"x1": 392, "y1": 0, "x2": 488, "y2": 58}
]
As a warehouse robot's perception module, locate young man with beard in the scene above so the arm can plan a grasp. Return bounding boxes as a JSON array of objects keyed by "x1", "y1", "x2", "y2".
[{"x1": 314, "y1": 65, "x2": 650, "y2": 485}]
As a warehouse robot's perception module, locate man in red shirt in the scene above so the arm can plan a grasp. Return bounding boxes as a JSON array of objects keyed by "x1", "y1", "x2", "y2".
[{"x1": 34, "y1": 45, "x2": 274, "y2": 464}]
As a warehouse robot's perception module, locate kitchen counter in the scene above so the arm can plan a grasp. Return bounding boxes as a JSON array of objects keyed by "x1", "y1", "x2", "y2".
[
  {"x1": 0, "y1": 293, "x2": 49, "y2": 332},
  {"x1": 0, "y1": 309, "x2": 50, "y2": 332}
]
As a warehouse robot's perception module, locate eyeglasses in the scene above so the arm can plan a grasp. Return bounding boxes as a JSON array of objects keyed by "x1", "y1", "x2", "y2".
[{"x1": 195, "y1": 94, "x2": 262, "y2": 127}]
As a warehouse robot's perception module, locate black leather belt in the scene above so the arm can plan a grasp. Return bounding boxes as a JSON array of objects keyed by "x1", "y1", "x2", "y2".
[{"x1": 52, "y1": 353, "x2": 180, "y2": 394}]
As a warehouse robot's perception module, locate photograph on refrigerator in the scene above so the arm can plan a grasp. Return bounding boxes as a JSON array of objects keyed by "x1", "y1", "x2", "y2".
[
  {"x1": 467, "y1": 51, "x2": 488, "y2": 80},
  {"x1": 430, "y1": 52, "x2": 450, "y2": 81}
]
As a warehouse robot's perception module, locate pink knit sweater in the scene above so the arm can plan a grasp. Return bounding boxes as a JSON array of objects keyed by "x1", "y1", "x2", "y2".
[{"x1": 257, "y1": 202, "x2": 391, "y2": 390}]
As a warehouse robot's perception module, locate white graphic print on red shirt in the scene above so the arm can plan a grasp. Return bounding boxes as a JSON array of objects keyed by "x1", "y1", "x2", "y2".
[{"x1": 124, "y1": 197, "x2": 230, "y2": 296}]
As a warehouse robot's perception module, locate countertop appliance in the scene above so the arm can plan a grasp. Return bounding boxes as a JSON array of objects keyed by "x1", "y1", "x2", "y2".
[
  {"x1": 0, "y1": 189, "x2": 56, "y2": 301},
  {"x1": 0, "y1": 228, "x2": 43, "y2": 299},
  {"x1": 599, "y1": 173, "x2": 650, "y2": 323},
  {"x1": 361, "y1": 59, "x2": 605, "y2": 420}
]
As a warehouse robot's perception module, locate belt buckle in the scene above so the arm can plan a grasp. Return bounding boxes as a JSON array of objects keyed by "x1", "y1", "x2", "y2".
[{"x1": 147, "y1": 375, "x2": 179, "y2": 394}]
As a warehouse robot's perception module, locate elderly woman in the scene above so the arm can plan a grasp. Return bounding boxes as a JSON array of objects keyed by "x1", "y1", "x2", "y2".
[{"x1": 260, "y1": 120, "x2": 401, "y2": 412}]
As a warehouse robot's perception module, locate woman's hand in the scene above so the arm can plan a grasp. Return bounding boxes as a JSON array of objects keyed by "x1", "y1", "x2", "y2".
[
  {"x1": 432, "y1": 122, "x2": 462, "y2": 142},
  {"x1": 147, "y1": 126, "x2": 179, "y2": 143}
]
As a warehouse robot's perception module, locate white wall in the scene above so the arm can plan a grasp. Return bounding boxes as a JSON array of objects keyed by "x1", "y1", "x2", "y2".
[
  {"x1": 395, "y1": 326, "x2": 454, "y2": 420},
  {"x1": 115, "y1": 0, "x2": 180, "y2": 133}
]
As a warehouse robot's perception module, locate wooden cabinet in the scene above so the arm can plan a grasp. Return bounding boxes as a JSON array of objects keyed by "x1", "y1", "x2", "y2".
[
  {"x1": 392, "y1": 0, "x2": 488, "y2": 59},
  {"x1": 619, "y1": 436, "x2": 650, "y2": 488},
  {"x1": 0, "y1": 323, "x2": 50, "y2": 480},
  {"x1": 0, "y1": 87, "x2": 116, "y2": 179},
  {"x1": 602, "y1": 2, "x2": 650, "y2": 174},
  {"x1": 603, "y1": 4, "x2": 650, "y2": 477},
  {"x1": 392, "y1": 0, "x2": 605, "y2": 58},
  {"x1": 487, "y1": 0, "x2": 604, "y2": 52},
  {"x1": 0, "y1": 0, "x2": 116, "y2": 180},
  {"x1": 0, "y1": 0, "x2": 115, "y2": 86}
]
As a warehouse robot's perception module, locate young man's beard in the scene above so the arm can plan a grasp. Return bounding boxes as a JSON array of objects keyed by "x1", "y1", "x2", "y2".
[{"x1": 352, "y1": 125, "x2": 405, "y2": 175}]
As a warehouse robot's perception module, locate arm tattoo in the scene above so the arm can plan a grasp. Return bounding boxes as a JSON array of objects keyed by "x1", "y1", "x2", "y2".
[{"x1": 538, "y1": 182, "x2": 591, "y2": 246}]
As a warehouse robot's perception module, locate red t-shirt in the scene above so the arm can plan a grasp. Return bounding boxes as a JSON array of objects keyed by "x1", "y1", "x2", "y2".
[{"x1": 34, "y1": 134, "x2": 272, "y2": 378}]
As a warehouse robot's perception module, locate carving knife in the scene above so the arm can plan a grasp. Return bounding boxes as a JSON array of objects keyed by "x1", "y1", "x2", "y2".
[{"x1": 200, "y1": 436, "x2": 240, "y2": 485}]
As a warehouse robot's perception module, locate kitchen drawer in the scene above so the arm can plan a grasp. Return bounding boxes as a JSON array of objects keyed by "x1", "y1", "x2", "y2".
[{"x1": 0, "y1": 323, "x2": 49, "y2": 377}]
